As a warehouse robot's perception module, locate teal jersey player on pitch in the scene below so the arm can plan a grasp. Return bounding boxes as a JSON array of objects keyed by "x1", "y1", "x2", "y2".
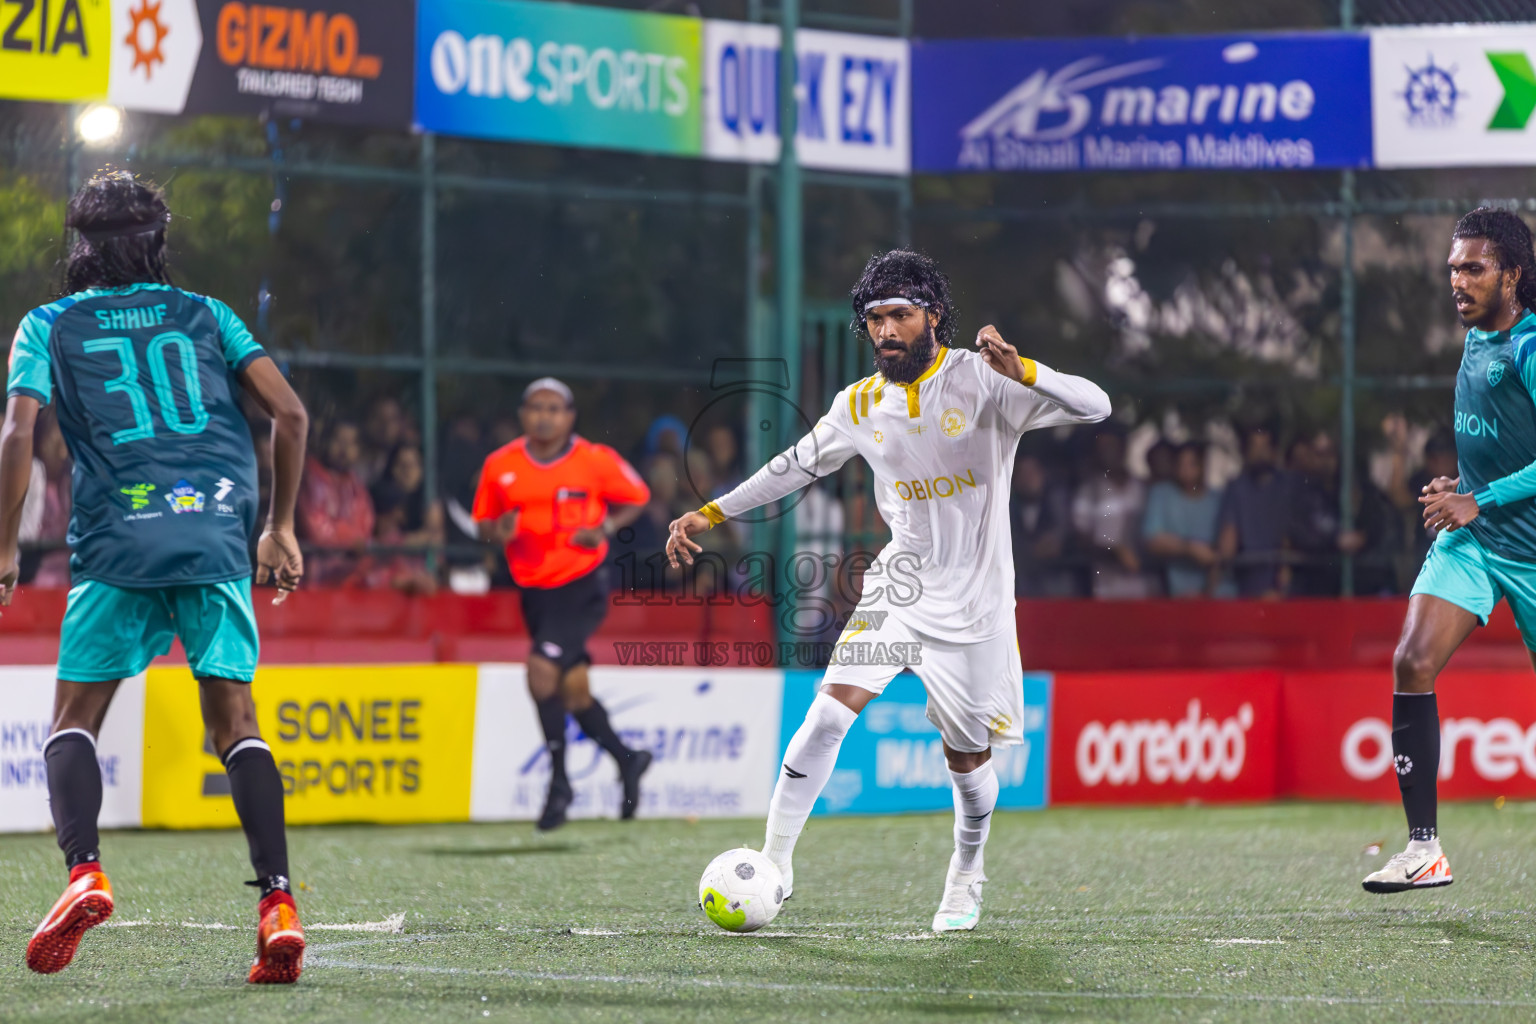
[
  {"x1": 10, "y1": 284, "x2": 264, "y2": 589},
  {"x1": 1365, "y1": 207, "x2": 1536, "y2": 898},
  {"x1": 1411, "y1": 308, "x2": 1536, "y2": 638},
  {"x1": 6, "y1": 171, "x2": 312, "y2": 983}
]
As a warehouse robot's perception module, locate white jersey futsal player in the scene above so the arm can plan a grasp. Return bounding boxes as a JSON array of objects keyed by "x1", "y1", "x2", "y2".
[{"x1": 666, "y1": 250, "x2": 1110, "y2": 932}]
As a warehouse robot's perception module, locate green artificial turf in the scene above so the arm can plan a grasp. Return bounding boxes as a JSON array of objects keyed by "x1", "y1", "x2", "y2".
[{"x1": 5, "y1": 802, "x2": 1536, "y2": 1022}]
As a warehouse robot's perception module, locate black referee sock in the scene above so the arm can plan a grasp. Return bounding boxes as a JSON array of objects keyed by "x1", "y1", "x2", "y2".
[
  {"x1": 536, "y1": 697, "x2": 570, "y2": 783},
  {"x1": 44, "y1": 730, "x2": 103, "y2": 870},
  {"x1": 223, "y1": 738, "x2": 291, "y2": 889},
  {"x1": 1392, "y1": 692, "x2": 1440, "y2": 843},
  {"x1": 574, "y1": 699, "x2": 632, "y2": 763}
]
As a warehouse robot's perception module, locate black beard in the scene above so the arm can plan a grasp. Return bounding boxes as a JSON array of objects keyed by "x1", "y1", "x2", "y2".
[{"x1": 873, "y1": 323, "x2": 938, "y2": 384}]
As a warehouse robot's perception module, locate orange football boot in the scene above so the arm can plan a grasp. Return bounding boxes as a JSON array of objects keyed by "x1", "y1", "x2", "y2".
[
  {"x1": 247, "y1": 892, "x2": 305, "y2": 984},
  {"x1": 26, "y1": 864, "x2": 114, "y2": 974}
]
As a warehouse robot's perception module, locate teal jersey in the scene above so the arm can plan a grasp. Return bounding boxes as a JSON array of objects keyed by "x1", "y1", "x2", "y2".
[
  {"x1": 1453, "y1": 308, "x2": 1536, "y2": 561},
  {"x1": 7, "y1": 283, "x2": 265, "y2": 588}
]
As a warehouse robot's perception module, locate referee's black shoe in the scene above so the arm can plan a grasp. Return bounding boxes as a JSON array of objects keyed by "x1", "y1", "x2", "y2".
[
  {"x1": 620, "y1": 750, "x2": 653, "y2": 820},
  {"x1": 537, "y1": 777, "x2": 573, "y2": 831}
]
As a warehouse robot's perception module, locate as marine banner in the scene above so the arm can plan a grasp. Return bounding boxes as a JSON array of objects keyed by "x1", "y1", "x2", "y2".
[{"x1": 910, "y1": 32, "x2": 1373, "y2": 173}]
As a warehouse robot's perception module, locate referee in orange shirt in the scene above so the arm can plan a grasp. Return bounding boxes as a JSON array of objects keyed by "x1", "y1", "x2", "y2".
[{"x1": 473, "y1": 378, "x2": 652, "y2": 830}]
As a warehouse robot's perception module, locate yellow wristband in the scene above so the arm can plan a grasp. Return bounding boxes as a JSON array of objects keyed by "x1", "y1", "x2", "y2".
[
  {"x1": 700, "y1": 502, "x2": 725, "y2": 528},
  {"x1": 1020, "y1": 357, "x2": 1038, "y2": 386}
]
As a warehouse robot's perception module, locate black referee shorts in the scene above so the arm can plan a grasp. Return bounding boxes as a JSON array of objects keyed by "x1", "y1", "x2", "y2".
[{"x1": 520, "y1": 565, "x2": 611, "y2": 672}]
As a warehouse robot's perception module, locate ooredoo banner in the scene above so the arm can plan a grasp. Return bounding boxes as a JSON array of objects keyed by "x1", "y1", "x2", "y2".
[
  {"x1": 911, "y1": 32, "x2": 1373, "y2": 173},
  {"x1": 1049, "y1": 671, "x2": 1281, "y2": 804},
  {"x1": 779, "y1": 669, "x2": 1051, "y2": 815},
  {"x1": 415, "y1": 0, "x2": 703, "y2": 156},
  {"x1": 470, "y1": 665, "x2": 782, "y2": 821},
  {"x1": 1281, "y1": 670, "x2": 1536, "y2": 800},
  {"x1": 1372, "y1": 25, "x2": 1536, "y2": 168},
  {"x1": 141, "y1": 664, "x2": 477, "y2": 828}
]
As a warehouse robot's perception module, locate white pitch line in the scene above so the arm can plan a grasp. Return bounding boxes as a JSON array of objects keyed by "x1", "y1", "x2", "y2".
[
  {"x1": 303, "y1": 940, "x2": 1536, "y2": 1009},
  {"x1": 1204, "y1": 939, "x2": 1286, "y2": 945},
  {"x1": 180, "y1": 922, "x2": 240, "y2": 930},
  {"x1": 309, "y1": 913, "x2": 406, "y2": 934}
]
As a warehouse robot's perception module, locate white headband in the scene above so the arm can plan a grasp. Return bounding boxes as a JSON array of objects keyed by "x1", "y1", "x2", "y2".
[
  {"x1": 863, "y1": 297, "x2": 928, "y2": 311},
  {"x1": 522, "y1": 376, "x2": 574, "y2": 407}
]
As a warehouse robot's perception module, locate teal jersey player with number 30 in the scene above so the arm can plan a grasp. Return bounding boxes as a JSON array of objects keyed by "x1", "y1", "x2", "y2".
[{"x1": 2, "y1": 171, "x2": 312, "y2": 984}]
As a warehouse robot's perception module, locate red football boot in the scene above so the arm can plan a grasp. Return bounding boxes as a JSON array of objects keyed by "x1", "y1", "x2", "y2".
[
  {"x1": 247, "y1": 891, "x2": 305, "y2": 984},
  {"x1": 26, "y1": 864, "x2": 114, "y2": 974}
]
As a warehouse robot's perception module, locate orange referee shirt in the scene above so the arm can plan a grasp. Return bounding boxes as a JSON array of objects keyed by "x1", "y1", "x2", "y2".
[{"x1": 472, "y1": 435, "x2": 650, "y2": 589}]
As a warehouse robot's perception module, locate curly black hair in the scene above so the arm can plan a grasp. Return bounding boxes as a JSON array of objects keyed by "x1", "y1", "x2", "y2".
[
  {"x1": 1452, "y1": 206, "x2": 1536, "y2": 313},
  {"x1": 849, "y1": 249, "x2": 958, "y2": 347},
  {"x1": 64, "y1": 169, "x2": 172, "y2": 294}
]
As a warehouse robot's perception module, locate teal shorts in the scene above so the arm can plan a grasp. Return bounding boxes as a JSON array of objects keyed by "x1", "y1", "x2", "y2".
[
  {"x1": 58, "y1": 578, "x2": 260, "y2": 683},
  {"x1": 1411, "y1": 528, "x2": 1536, "y2": 649}
]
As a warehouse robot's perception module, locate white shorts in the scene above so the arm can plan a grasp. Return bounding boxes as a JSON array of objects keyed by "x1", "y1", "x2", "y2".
[{"x1": 821, "y1": 610, "x2": 1024, "y2": 753}]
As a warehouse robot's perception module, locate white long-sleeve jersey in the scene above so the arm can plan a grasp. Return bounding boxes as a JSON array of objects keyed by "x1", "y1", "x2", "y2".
[{"x1": 702, "y1": 347, "x2": 1111, "y2": 641}]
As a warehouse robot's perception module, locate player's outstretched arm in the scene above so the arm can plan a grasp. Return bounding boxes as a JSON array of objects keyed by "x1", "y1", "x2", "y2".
[
  {"x1": 666, "y1": 510, "x2": 711, "y2": 567},
  {"x1": 0, "y1": 395, "x2": 40, "y2": 608},
  {"x1": 975, "y1": 325, "x2": 1111, "y2": 427},
  {"x1": 239, "y1": 357, "x2": 309, "y2": 604}
]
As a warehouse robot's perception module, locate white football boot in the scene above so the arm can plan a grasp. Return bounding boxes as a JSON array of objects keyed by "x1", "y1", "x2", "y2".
[
  {"x1": 932, "y1": 858, "x2": 985, "y2": 933},
  {"x1": 1362, "y1": 838, "x2": 1453, "y2": 894},
  {"x1": 765, "y1": 855, "x2": 793, "y2": 900}
]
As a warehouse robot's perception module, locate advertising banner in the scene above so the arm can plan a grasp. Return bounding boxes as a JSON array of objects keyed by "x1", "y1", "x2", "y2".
[
  {"x1": 0, "y1": 0, "x2": 111, "y2": 102},
  {"x1": 1281, "y1": 671, "x2": 1536, "y2": 801},
  {"x1": 470, "y1": 665, "x2": 782, "y2": 821},
  {"x1": 0, "y1": 669, "x2": 144, "y2": 831},
  {"x1": 1372, "y1": 25, "x2": 1536, "y2": 168},
  {"x1": 415, "y1": 0, "x2": 702, "y2": 156},
  {"x1": 141, "y1": 664, "x2": 477, "y2": 828},
  {"x1": 162, "y1": 0, "x2": 415, "y2": 125},
  {"x1": 1049, "y1": 671, "x2": 1281, "y2": 804},
  {"x1": 702, "y1": 21, "x2": 909, "y2": 174},
  {"x1": 911, "y1": 32, "x2": 1372, "y2": 173},
  {"x1": 106, "y1": 0, "x2": 200, "y2": 114},
  {"x1": 779, "y1": 669, "x2": 1051, "y2": 815}
]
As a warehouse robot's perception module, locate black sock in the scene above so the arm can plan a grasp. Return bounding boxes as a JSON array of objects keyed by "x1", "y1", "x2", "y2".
[
  {"x1": 44, "y1": 730, "x2": 102, "y2": 869},
  {"x1": 223, "y1": 739, "x2": 290, "y2": 894},
  {"x1": 1392, "y1": 692, "x2": 1440, "y2": 842},
  {"x1": 574, "y1": 699, "x2": 632, "y2": 763},
  {"x1": 536, "y1": 697, "x2": 569, "y2": 782}
]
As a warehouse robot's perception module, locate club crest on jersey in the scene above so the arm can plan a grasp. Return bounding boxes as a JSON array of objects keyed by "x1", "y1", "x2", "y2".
[
  {"x1": 940, "y1": 408, "x2": 967, "y2": 437},
  {"x1": 166, "y1": 479, "x2": 205, "y2": 514},
  {"x1": 1489, "y1": 360, "x2": 1509, "y2": 387},
  {"x1": 872, "y1": 430, "x2": 884, "y2": 443}
]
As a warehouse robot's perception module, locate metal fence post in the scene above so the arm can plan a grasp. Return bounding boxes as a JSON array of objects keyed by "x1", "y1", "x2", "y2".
[{"x1": 421, "y1": 132, "x2": 439, "y2": 571}]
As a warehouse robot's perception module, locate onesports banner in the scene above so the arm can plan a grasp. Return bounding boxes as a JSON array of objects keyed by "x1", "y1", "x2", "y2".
[
  {"x1": 415, "y1": 0, "x2": 702, "y2": 156},
  {"x1": 1371, "y1": 25, "x2": 1536, "y2": 168},
  {"x1": 702, "y1": 21, "x2": 909, "y2": 174},
  {"x1": 142, "y1": 664, "x2": 478, "y2": 828},
  {"x1": 910, "y1": 32, "x2": 1373, "y2": 173},
  {"x1": 471, "y1": 665, "x2": 783, "y2": 822},
  {"x1": 780, "y1": 669, "x2": 1051, "y2": 814}
]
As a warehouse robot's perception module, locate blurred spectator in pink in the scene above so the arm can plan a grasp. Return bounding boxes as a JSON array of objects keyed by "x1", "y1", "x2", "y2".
[
  {"x1": 299, "y1": 420, "x2": 376, "y2": 586},
  {"x1": 371, "y1": 443, "x2": 444, "y2": 594}
]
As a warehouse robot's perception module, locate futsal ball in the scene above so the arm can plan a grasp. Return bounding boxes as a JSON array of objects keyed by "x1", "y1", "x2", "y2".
[{"x1": 698, "y1": 848, "x2": 784, "y2": 933}]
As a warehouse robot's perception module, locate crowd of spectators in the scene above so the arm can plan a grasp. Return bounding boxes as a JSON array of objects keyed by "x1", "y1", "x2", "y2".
[
  {"x1": 1011, "y1": 420, "x2": 1436, "y2": 600},
  {"x1": 15, "y1": 386, "x2": 1459, "y2": 601}
]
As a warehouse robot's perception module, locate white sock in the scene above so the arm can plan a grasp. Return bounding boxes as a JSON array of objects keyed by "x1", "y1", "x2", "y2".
[
  {"x1": 950, "y1": 760, "x2": 999, "y2": 876},
  {"x1": 763, "y1": 692, "x2": 859, "y2": 868}
]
